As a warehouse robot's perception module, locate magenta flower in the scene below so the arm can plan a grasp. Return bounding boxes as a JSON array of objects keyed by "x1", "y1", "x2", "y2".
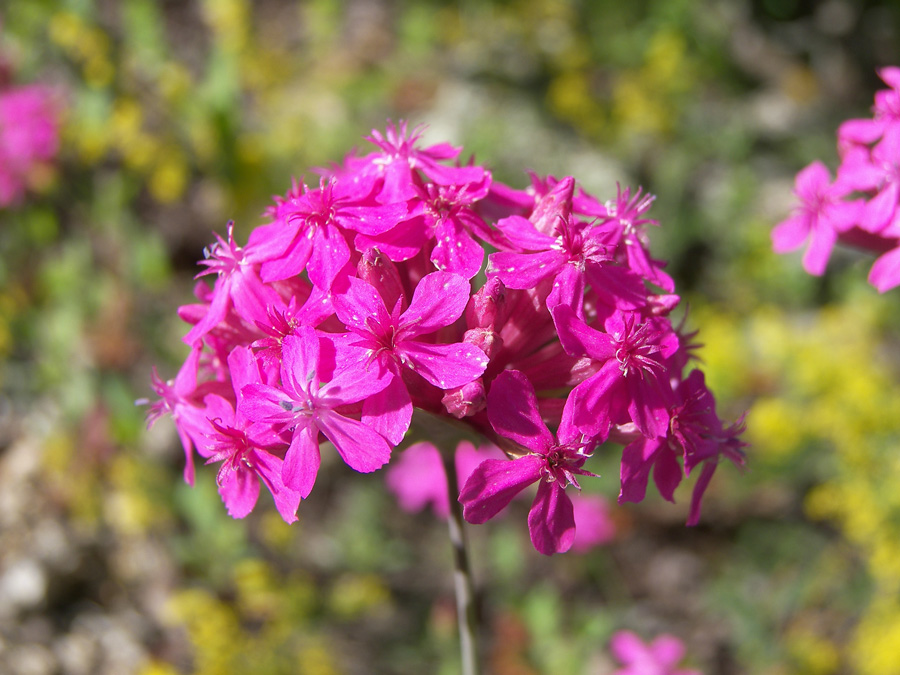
[
  {"x1": 388, "y1": 440, "x2": 615, "y2": 552},
  {"x1": 195, "y1": 347, "x2": 301, "y2": 523},
  {"x1": 183, "y1": 222, "x2": 281, "y2": 346},
  {"x1": 0, "y1": 84, "x2": 59, "y2": 207},
  {"x1": 771, "y1": 67, "x2": 900, "y2": 295},
  {"x1": 838, "y1": 67, "x2": 900, "y2": 150},
  {"x1": 618, "y1": 370, "x2": 746, "y2": 525},
  {"x1": 360, "y1": 174, "x2": 498, "y2": 278},
  {"x1": 771, "y1": 161, "x2": 863, "y2": 275},
  {"x1": 332, "y1": 270, "x2": 489, "y2": 443},
  {"x1": 610, "y1": 630, "x2": 702, "y2": 675},
  {"x1": 239, "y1": 326, "x2": 393, "y2": 497},
  {"x1": 589, "y1": 184, "x2": 674, "y2": 292},
  {"x1": 144, "y1": 345, "x2": 221, "y2": 485},
  {"x1": 837, "y1": 126, "x2": 900, "y2": 234},
  {"x1": 249, "y1": 176, "x2": 407, "y2": 289},
  {"x1": 459, "y1": 370, "x2": 599, "y2": 555},
  {"x1": 552, "y1": 306, "x2": 678, "y2": 440},
  {"x1": 360, "y1": 120, "x2": 487, "y2": 201},
  {"x1": 489, "y1": 177, "x2": 647, "y2": 317}
]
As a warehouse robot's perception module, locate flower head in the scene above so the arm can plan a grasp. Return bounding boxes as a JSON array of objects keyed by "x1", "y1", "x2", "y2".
[{"x1": 147, "y1": 121, "x2": 743, "y2": 548}]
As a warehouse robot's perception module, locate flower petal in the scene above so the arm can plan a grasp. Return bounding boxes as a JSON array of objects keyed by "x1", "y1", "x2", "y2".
[
  {"x1": 283, "y1": 424, "x2": 321, "y2": 498},
  {"x1": 361, "y1": 375, "x2": 413, "y2": 446},
  {"x1": 527, "y1": 480, "x2": 576, "y2": 555},
  {"x1": 869, "y1": 245, "x2": 900, "y2": 292},
  {"x1": 551, "y1": 304, "x2": 617, "y2": 361},
  {"x1": 459, "y1": 455, "x2": 544, "y2": 524},
  {"x1": 399, "y1": 340, "x2": 489, "y2": 389},
  {"x1": 218, "y1": 465, "x2": 260, "y2": 520},
  {"x1": 399, "y1": 271, "x2": 471, "y2": 337},
  {"x1": 315, "y1": 409, "x2": 392, "y2": 473},
  {"x1": 486, "y1": 370, "x2": 553, "y2": 453},
  {"x1": 281, "y1": 328, "x2": 320, "y2": 399}
]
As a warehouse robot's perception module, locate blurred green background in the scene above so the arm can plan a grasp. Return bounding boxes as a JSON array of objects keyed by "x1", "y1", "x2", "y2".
[{"x1": 2, "y1": 0, "x2": 900, "y2": 673}]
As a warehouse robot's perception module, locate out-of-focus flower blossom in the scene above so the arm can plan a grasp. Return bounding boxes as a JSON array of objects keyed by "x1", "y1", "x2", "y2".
[
  {"x1": 570, "y1": 494, "x2": 616, "y2": 552},
  {"x1": 385, "y1": 440, "x2": 505, "y2": 519},
  {"x1": 774, "y1": 66, "x2": 900, "y2": 291},
  {"x1": 0, "y1": 83, "x2": 59, "y2": 207},
  {"x1": 610, "y1": 630, "x2": 702, "y2": 675}
]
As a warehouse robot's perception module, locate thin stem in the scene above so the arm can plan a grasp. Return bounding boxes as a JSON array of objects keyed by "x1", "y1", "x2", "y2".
[{"x1": 441, "y1": 450, "x2": 480, "y2": 675}]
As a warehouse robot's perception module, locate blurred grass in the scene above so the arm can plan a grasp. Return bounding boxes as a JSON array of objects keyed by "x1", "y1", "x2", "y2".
[{"x1": 2, "y1": 0, "x2": 900, "y2": 673}]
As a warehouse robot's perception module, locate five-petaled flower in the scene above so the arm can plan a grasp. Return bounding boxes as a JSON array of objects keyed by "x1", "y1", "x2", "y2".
[{"x1": 460, "y1": 370, "x2": 599, "y2": 555}]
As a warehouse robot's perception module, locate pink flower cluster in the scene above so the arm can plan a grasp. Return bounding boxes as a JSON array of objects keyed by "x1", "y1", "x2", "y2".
[
  {"x1": 147, "y1": 122, "x2": 745, "y2": 554},
  {"x1": 773, "y1": 66, "x2": 900, "y2": 291},
  {"x1": 0, "y1": 83, "x2": 59, "y2": 207}
]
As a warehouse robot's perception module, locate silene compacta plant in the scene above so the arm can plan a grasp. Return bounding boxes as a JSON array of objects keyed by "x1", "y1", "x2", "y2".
[{"x1": 147, "y1": 121, "x2": 745, "y2": 671}]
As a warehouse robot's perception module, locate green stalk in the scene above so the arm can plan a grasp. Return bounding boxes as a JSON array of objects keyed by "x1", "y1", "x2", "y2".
[{"x1": 441, "y1": 449, "x2": 480, "y2": 675}]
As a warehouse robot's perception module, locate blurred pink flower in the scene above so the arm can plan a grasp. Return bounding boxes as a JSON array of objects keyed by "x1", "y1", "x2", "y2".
[
  {"x1": 570, "y1": 494, "x2": 616, "y2": 552},
  {"x1": 0, "y1": 84, "x2": 59, "y2": 207},
  {"x1": 385, "y1": 440, "x2": 506, "y2": 519},
  {"x1": 610, "y1": 630, "x2": 702, "y2": 675},
  {"x1": 771, "y1": 161, "x2": 862, "y2": 276}
]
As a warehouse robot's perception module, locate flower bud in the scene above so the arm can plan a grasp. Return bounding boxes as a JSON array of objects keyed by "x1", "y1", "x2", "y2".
[
  {"x1": 441, "y1": 379, "x2": 486, "y2": 419},
  {"x1": 529, "y1": 175, "x2": 574, "y2": 236},
  {"x1": 357, "y1": 247, "x2": 405, "y2": 310},
  {"x1": 465, "y1": 276, "x2": 506, "y2": 330}
]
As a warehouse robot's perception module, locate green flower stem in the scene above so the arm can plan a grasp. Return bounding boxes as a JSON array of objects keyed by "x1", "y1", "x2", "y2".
[
  {"x1": 408, "y1": 409, "x2": 481, "y2": 675},
  {"x1": 441, "y1": 449, "x2": 479, "y2": 675}
]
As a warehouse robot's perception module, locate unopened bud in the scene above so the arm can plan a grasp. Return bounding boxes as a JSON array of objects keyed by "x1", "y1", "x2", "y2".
[
  {"x1": 463, "y1": 327, "x2": 502, "y2": 359},
  {"x1": 465, "y1": 276, "x2": 506, "y2": 330},
  {"x1": 358, "y1": 247, "x2": 404, "y2": 310},
  {"x1": 529, "y1": 176, "x2": 574, "y2": 236},
  {"x1": 441, "y1": 379, "x2": 486, "y2": 419}
]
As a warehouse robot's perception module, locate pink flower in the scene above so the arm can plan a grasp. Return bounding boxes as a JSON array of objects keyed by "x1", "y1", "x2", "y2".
[
  {"x1": 0, "y1": 84, "x2": 59, "y2": 207},
  {"x1": 385, "y1": 440, "x2": 506, "y2": 519},
  {"x1": 771, "y1": 161, "x2": 862, "y2": 276},
  {"x1": 183, "y1": 223, "x2": 281, "y2": 346},
  {"x1": 610, "y1": 630, "x2": 702, "y2": 675},
  {"x1": 552, "y1": 306, "x2": 678, "y2": 440},
  {"x1": 489, "y1": 177, "x2": 647, "y2": 318},
  {"x1": 570, "y1": 494, "x2": 616, "y2": 552},
  {"x1": 838, "y1": 67, "x2": 900, "y2": 150},
  {"x1": 249, "y1": 176, "x2": 407, "y2": 289},
  {"x1": 360, "y1": 120, "x2": 487, "y2": 201},
  {"x1": 332, "y1": 270, "x2": 489, "y2": 443},
  {"x1": 194, "y1": 347, "x2": 301, "y2": 523},
  {"x1": 144, "y1": 345, "x2": 221, "y2": 485},
  {"x1": 239, "y1": 326, "x2": 393, "y2": 497},
  {"x1": 772, "y1": 70, "x2": 900, "y2": 292},
  {"x1": 460, "y1": 370, "x2": 599, "y2": 555},
  {"x1": 589, "y1": 184, "x2": 674, "y2": 292}
]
